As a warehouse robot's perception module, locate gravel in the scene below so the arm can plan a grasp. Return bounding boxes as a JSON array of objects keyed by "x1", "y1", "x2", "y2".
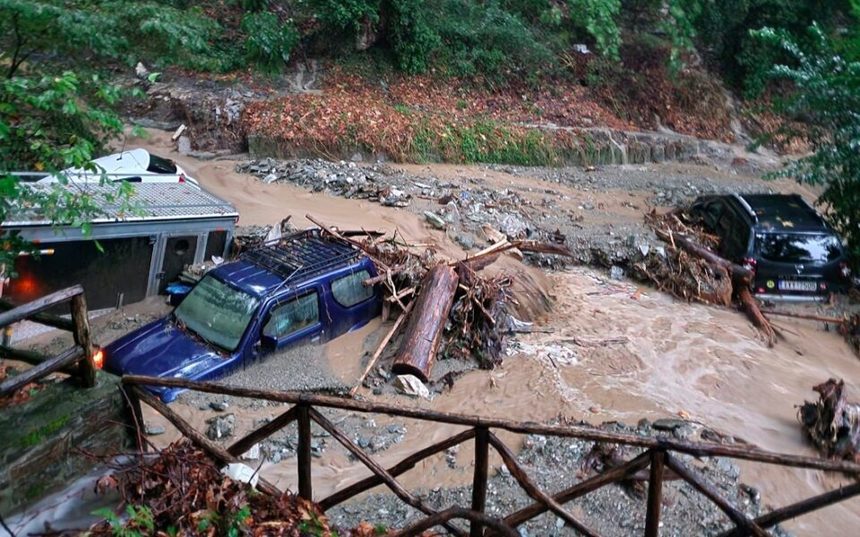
[
  {"x1": 236, "y1": 158, "x2": 780, "y2": 272},
  {"x1": 326, "y1": 420, "x2": 794, "y2": 537}
]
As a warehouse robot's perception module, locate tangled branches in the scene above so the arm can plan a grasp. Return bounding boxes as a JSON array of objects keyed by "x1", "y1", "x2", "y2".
[{"x1": 89, "y1": 440, "x2": 335, "y2": 536}]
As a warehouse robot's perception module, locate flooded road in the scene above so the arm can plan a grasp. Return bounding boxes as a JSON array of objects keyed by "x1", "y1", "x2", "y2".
[{"x1": 122, "y1": 130, "x2": 860, "y2": 535}]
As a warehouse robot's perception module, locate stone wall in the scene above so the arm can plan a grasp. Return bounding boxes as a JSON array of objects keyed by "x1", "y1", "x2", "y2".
[
  {"x1": 248, "y1": 125, "x2": 779, "y2": 174},
  {"x1": 0, "y1": 373, "x2": 133, "y2": 516}
]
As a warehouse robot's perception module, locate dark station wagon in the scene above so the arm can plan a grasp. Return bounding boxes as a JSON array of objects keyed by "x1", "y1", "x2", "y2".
[
  {"x1": 691, "y1": 194, "x2": 851, "y2": 299},
  {"x1": 104, "y1": 229, "x2": 382, "y2": 401}
]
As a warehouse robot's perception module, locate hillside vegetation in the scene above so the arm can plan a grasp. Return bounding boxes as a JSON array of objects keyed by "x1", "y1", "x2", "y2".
[{"x1": 1, "y1": 0, "x2": 860, "y2": 263}]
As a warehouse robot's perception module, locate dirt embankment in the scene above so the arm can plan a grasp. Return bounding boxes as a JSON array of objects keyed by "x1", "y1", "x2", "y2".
[{"x1": 96, "y1": 129, "x2": 860, "y2": 536}]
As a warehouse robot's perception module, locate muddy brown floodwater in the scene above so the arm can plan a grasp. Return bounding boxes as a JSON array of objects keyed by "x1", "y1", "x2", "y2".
[{"x1": 123, "y1": 129, "x2": 860, "y2": 536}]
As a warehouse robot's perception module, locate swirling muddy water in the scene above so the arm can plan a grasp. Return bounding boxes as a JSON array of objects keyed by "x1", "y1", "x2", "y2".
[{"x1": 126, "y1": 130, "x2": 859, "y2": 534}]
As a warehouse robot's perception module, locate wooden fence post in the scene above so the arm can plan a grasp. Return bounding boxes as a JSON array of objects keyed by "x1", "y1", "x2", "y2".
[
  {"x1": 471, "y1": 427, "x2": 490, "y2": 537},
  {"x1": 297, "y1": 404, "x2": 313, "y2": 501},
  {"x1": 70, "y1": 293, "x2": 96, "y2": 387},
  {"x1": 645, "y1": 449, "x2": 666, "y2": 537}
]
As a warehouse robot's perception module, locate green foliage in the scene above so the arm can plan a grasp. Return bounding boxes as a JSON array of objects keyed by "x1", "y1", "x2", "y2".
[
  {"x1": 310, "y1": 0, "x2": 380, "y2": 32},
  {"x1": 241, "y1": 11, "x2": 299, "y2": 72},
  {"x1": 0, "y1": 70, "x2": 133, "y2": 272},
  {"x1": 756, "y1": 24, "x2": 860, "y2": 262},
  {"x1": 0, "y1": 0, "x2": 225, "y2": 75},
  {"x1": 430, "y1": 0, "x2": 553, "y2": 78},
  {"x1": 93, "y1": 505, "x2": 155, "y2": 537},
  {"x1": 386, "y1": 0, "x2": 441, "y2": 74},
  {"x1": 567, "y1": 0, "x2": 621, "y2": 59}
]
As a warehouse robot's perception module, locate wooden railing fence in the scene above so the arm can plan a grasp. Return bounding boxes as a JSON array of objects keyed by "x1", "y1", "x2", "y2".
[
  {"x1": 0, "y1": 285, "x2": 97, "y2": 397},
  {"x1": 122, "y1": 375, "x2": 860, "y2": 537}
]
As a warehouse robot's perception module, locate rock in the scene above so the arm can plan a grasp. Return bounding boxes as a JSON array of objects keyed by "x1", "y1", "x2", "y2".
[
  {"x1": 209, "y1": 400, "x2": 229, "y2": 412},
  {"x1": 187, "y1": 150, "x2": 217, "y2": 160},
  {"x1": 240, "y1": 443, "x2": 261, "y2": 460},
  {"x1": 376, "y1": 366, "x2": 390, "y2": 381},
  {"x1": 263, "y1": 172, "x2": 279, "y2": 184},
  {"x1": 609, "y1": 265, "x2": 625, "y2": 280},
  {"x1": 134, "y1": 62, "x2": 149, "y2": 80},
  {"x1": 394, "y1": 375, "x2": 430, "y2": 399},
  {"x1": 652, "y1": 418, "x2": 689, "y2": 432},
  {"x1": 144, "y1": 423, "x2": 165, "y2": 436},
  {"x1": 177, "y1": 135, "x2": 192, "y2": 156},
  {"x1": 424, "y1": 211, "x2": 446, "y2": 230},
  {"x1": 455, "y1": 233, "x2": 475, "y2": 250},
  {"x1": 206, "y1": 413, "x2": 236, "y2": 440},
  {"x1": 499, "y1": 213, "x2": 527, "y2": 238},
  {"x1": 350, "y1": 152, "x2": 364, "y2": 162}
]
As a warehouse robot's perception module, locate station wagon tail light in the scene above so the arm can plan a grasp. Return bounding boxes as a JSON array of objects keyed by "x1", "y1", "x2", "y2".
[
  {"x1": 820, "y1": 282, "x2": 828, "y2": 290},
  {"x1": 178, "y1": 173, "x2": 187, "y2": 183},
  {"x1": 743, "y1": 257, "x2": 757, "y2": 271},
  {"x1": 840, "y1": 262, "x2": 851, "y2": 278},
  {"x1": 92, "y1": 348, "x2": 105, "y2": 369}
]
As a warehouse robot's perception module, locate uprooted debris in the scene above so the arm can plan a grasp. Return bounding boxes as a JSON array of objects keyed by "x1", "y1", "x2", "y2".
[
  {"x1": 304, "y1": 214, "x2": 569, "y2": 390},
  {"x1": 798, "y1": 379, "x2": 860, "y2": 462},
  {"x1": 89, "y1": 440, "x2": 343, "y2": 536},
  {"x1": 839, "y1": 314, "x2": 860, "y2": 357},
  {"x1": 641, "y1": 209, "x2": 777, "y2": 346}
]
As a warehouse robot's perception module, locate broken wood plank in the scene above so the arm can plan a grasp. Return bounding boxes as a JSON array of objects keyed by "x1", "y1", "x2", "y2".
[
  {"x1": 0, "y1": 299, "x2": 75, "y2": 332},
  {"x1": 391, "y1": 264, "x2": 459, "y2": 382},
  {"x1": 0, "y1": 285, "x2": 83, "y2": 329},
  {"x1": 350, "y1": 301, "x2": 415, "y2": 397},
  {"x1": 308, "y1": 407, "x2": 465, "y2": 536},
  {"x1": 738, "y1": 287, "x2": 776, "y2": 347},
  {"x1": 130, "y1": 386, "x2": 281, "y2": 496},
  {"x1": 0, "y1": 345, "x2": 82, "y2": 397},
  {"x1": 0, "y1": 345, "x2": 77, "y2": 375},
  {"x1": 759, "y1": 309, "x2": 845, "y2": 324},
  {"x1": 665, "y1": 454, "x2": 768, "y2": 537},
  {"x1": 318, "y1": 428, "x2": 475, "y2": 510},
  {"x1": 489, "y1": 432, "x2": 600, "y2": 537}
]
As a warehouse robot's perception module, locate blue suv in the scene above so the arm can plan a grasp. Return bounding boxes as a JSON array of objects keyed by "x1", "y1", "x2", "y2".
[{"x1": 104, "y1": 229, "x2": 382, "y2": 401}]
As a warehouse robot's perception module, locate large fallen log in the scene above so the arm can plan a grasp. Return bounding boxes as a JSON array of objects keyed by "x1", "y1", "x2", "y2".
[
  {"x1": 738, "y1": 288, "x2": 776, "y2": 347},
  {"x1": 391, "y1": 264, "x2": 459, "y2": 382}
]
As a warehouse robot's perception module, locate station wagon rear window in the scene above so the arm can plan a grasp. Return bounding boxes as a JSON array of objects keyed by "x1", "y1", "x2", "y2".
[
  {"x1": 175, "y1": 275, "x2": 259, "y2": 351},
  {"x1": 756, "y1": 233, "x2": 842, "y2": 264},
  {"x1": 147, "y1": 153, "x2": 178, "y2": 174},
  {"x1": 331, "y1": 270, "x2": 373, "y2": 307}
]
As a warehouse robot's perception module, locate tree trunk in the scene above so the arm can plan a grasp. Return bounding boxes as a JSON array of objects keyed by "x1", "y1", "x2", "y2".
[{"x1": 391, "y1": 264, "x2": 459, "y2": 381}]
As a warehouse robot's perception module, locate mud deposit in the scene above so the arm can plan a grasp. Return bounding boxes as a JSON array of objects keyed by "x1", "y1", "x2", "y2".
[{"x1": 99, "y1": 131, "x2": 860, "y2": 535}]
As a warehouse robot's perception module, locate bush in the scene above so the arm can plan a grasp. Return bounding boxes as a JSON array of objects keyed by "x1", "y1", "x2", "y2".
[
  {"x1": 241, "y1": 11, "x2": 299, "y2": 72},
  {"x1": 430, "y1": 0, "x2": 553, "y2": 78},
  {"x1": 386, "y1": 0, "x2": 440, "y2": 74},
  {"x1": 757, "y1": 24, "x2": 860, "y2": 262}
]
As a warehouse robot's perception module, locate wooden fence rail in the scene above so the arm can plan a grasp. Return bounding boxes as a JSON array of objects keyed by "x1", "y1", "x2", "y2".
[
  {"x1": 122, "y1": 375, "x2": 860, "y2": 537},
  {"x1": 0, "y1": 285, "x2": 97, "y2": 397}
]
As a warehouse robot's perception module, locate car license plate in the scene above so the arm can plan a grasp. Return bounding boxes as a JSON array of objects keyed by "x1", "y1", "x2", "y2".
[{"x1": 778, "y1": 280, "x2": 817, "y2": 292}]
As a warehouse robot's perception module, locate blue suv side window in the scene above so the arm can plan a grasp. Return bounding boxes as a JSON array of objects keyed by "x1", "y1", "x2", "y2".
[
  {"x1": 331, "y1": 270, "x2": 373, "y2": 307},
  {"x1": 263, "y1": 291, "x2": 319, "y2": 338}
]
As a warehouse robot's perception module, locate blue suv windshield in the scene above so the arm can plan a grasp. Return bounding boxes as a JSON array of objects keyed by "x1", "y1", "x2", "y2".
[
  {"x1": 174, "y1": 275, "x2": 259, "y2": 351},
  {"x1": 756, "y1": 233, "x2": 843, "y2": 264}
]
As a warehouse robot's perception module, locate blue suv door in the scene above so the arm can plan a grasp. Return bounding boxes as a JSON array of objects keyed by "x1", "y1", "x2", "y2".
[{"x1": 259, "y1": 284, "x2": 326, "y2": 351}]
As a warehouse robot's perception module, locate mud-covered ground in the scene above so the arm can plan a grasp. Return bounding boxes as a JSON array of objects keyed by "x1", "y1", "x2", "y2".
[{"x1": 7, "y1": 129, "x2": 858, "y2": 536}]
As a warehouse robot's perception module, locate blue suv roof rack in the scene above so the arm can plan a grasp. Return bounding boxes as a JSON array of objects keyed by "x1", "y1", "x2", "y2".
[{"x1": 240, "y1": 228, "x2": 362, "y2": 284}]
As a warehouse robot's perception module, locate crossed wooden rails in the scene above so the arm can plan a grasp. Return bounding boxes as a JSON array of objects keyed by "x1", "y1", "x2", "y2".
[
  {"x1": 122, "y1": 375, "x2": 860, "y2": 537},
  {"x1": 0, "y1": 285, "x2": 97, "y2": 397}
]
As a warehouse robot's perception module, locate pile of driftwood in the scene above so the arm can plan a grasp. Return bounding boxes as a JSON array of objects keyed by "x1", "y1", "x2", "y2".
[
  {"x1": 304, "y1": 214, "x2": 570, "y2": 389},
  {"x1": 798, "y1": 379, "x2": 860, "y2": 462},
  {"x1": 640, "y1": 209, "x2": 777, "y2": 346},
  {"x1": 89, "y1": 440, "x2": 339, "y2": 535}
]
